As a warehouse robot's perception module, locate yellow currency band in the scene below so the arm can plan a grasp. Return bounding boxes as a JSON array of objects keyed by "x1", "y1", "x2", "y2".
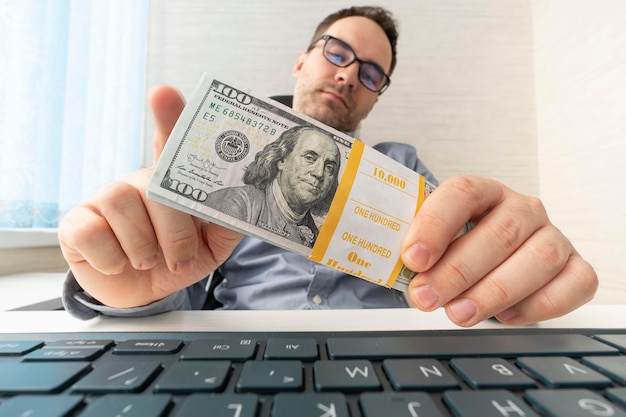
[
  {"x1": 309, "y1": 139, "x2": 365, "y2": 262},
  {"x1": 384, "y1": 174, "x2": 425, "y2": 287}
]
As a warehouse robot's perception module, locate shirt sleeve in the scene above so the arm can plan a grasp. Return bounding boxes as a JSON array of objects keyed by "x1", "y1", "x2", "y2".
[{"x1": 61, "y1": 269, "x2": 209, "y2": 320}]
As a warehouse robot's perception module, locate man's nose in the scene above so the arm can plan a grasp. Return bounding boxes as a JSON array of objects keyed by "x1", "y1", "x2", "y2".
[{"x1": 335, "y1": 62, "x2": 359, "y2": 89}]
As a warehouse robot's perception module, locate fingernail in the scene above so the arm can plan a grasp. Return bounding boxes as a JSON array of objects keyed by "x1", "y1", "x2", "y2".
[
  {"x1": 138, "y1": 254, "x2": 158, "y2": 270},
  {"x1": 412, "y1": 285, "x2": 439, "y2": 310},
  {"x1": 497, "y1": 307, "x2": 519, "y2": 323},
  {"x1": 449, "y1": 298, "x2": 477, "y2": 323},
  {"x1": 405, "y1": 242, "x2": 430, "y2": 270},
  {"x1": 175, "y1": 257, "x2": 195, "y2": 272}
]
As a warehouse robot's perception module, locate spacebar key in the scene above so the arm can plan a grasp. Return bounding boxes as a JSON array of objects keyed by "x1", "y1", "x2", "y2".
[{"x1": 326, "y1": 334, "x2": 618, "y2": 359}]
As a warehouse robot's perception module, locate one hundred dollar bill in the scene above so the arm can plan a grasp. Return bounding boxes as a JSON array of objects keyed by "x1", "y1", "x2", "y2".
[{"x1": 147, "y1": 73, "x2": 469, "y2": 292}]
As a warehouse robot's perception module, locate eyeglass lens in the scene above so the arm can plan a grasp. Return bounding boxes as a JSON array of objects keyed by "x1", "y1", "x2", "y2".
[{"x1": 322, "y1": 37, "x2": 388, "y2": 93}]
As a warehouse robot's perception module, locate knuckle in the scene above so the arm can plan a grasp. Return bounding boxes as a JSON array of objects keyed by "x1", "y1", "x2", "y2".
[
  {"x1": 488, "y1": 215, "x2": 524, "y2": 253},
  {"x1": 419, "y1": 209, "x2": 453, "y2": 236},
  {"x1": 530, "y1": 231, "x2": 571, "y2": 273},
  {"x1": 443, "y1": 258, "x2": 476, "y2": 291},
  {"x1": 534, "y1": 289, "x2": 560, "y2": 319},
  {"x1": 574, "y1": 257, "x2": 599, "y2": 301},
  {"x1": 525, "y1": 196, "x2": 547, "y2": 218},
  {"x1": 162, "y1": 228, "x2": 197, "y2": 253},
  {"x1": 585, "y1": 265, "x2": 600, "y2": 297},
  {"x1": 68, "y1": 210, "x2": 109, "y2": 248},
  {"x1": 445, "y1": 175, "x2": 484, "y2": 203},
  {"x1": 484, "y1": 279, "x2": 511, "y2": 308},
  {"x1": 96, "y1": 182, "x2": 142, "y2": 216}
]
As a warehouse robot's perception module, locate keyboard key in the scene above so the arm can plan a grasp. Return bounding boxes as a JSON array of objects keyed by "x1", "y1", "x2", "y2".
[
  {"x1": 78, "y1": 394, "x2": 171, "y2": 417},
  {"x1": 314, "y1": 360, "x2": 380, "y2": 392},
  {"x1": 0, "y1": 394, "x2": 83, "y2": 417},
  {"x1": 326, "y1": 334, "x2": 618, "y2": 359},
  {"x1": 24, "y1": 347, "x2": 103, "y2": 361},
  {"x1": 582, "y1": 355, "x2": 626, "y2": 384},
  {"x1": 264, "y1": 338, "x2": 318, "y2": 360},
  {"x1": 113, "y1": 339, "x2": 183, "y2": 354},
  {"x1": 444, "y1": 389, "x2": 541, "y2": 417},
  {"x1": 525, "y1": 389, "x2": 626, "y2": 417},
  {"x1": 45, "y1": 339, "x2": 114, "y2": 350},
  {"x1": 360, "y1": 392, "x2": 445, "y2": 417},
  {"x1": 71, "y1": 361, "x2": 162, "y2": 393},
  {"x1": 594, "y1": 334, "x2": 626, "y2": 352},
  {"x1": 181, "y1": 339, "x2": 257, "y2": 360},
  {"x1": 175, "y1": 393, "x2": 258, "y2": 417},
  {"x1": 606, "y1": 387, "x2": 626, "y2": 408},
  {"x1": 236, "y1": 360, "x2": 302, "y2": 392},
  {"x1": 0, "y1": 362, "x2": 90, "y2": 394},
  {"x1": 154, "y1": 360, "x2": 231, "y2": 393},
  {"x1": 0, "y1": 340, "x2": 43, "y2": 356},
  {"x1": 272, "y1": 393, "x2": 349, "y2": 417},
  {"x1": 450, "y1": 358, "x2": 535, "y2": 389},
  {"x1": 517, "y1": 356, "x2": 612, "y2": 388},
  {"x1": 382, "y1": 359, "x2": 459, "y2": 391}
]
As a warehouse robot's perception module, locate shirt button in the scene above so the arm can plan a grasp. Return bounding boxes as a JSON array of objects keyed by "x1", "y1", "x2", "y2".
[{"x1": 312, "y1": 295, "x2": 323, "y2": 305}]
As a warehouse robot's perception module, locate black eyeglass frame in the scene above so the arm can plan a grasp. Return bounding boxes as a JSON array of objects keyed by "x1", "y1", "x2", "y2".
[{"x1": 308, "y1": 34, "x2": 391, "y2": 95}]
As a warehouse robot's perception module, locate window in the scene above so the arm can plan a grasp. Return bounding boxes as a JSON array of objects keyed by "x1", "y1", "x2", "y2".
[{"x1": 0, "y1": 0, "x2": 149, "y2": 235}]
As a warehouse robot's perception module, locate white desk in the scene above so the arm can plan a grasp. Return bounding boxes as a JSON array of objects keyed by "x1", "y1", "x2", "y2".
[
  {"x1": 0, "y1": 305, "x2": 624, "y2": 334},
  {"x1": 0, "y1": 272, "x2": 65, "y2": 311}
]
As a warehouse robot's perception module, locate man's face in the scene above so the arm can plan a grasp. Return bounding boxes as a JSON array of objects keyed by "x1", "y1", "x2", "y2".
[
  {"x1": 292, "y1": 16, "x2": 393, "y2": 133},
  {"x1": 276, "y1": 130, "x2": 340, "y2": 215}
]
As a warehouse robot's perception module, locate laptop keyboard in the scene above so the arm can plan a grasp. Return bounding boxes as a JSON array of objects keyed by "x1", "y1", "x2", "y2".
[{"x1": 1, "y1": 329, "x2": 626, "y2": 416}]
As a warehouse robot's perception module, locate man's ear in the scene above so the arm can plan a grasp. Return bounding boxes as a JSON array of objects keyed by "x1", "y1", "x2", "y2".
[{"x1": 292, "y1": 51, "x2": 307, "y2": 77}]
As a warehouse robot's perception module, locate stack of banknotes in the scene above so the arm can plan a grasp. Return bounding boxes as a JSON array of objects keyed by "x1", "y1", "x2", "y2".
[{"x1": 147, "y1": 73, "x2": 469, "y2": 292}]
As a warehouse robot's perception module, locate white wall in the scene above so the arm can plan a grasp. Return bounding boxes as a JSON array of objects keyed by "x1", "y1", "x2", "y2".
[
  {"x1": 532, "y1": 0, "x2": 626, "y2": 304},
  {"x1": 145, "y1": 0, "x2": 538, "y2": 194}
]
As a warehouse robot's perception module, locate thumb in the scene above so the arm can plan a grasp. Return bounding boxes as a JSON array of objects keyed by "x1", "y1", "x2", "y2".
[{"x1": 150, "y1": 85, "x2": 186, "y2": 164}]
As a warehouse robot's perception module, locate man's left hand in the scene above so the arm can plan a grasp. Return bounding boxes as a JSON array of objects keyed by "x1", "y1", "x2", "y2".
[{"x1": 401, "y1": 175, "x2": 598, "y2": 327}]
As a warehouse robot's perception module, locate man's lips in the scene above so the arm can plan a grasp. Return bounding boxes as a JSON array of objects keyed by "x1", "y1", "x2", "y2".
[{"x1": 322, "y1": 89, "x2": 349, "y2": 109}]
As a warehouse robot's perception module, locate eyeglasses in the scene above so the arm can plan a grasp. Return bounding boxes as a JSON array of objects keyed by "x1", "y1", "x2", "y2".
[{"x1": 308, "y1": 34, "x2": 391, "y2": 94}]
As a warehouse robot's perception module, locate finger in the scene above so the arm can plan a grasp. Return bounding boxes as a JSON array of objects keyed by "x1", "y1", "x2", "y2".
[
  {"x1": 90, "y1": 180, "x2": 160, "y2": 271},
  {"x1": 58, "y1": 205, "x2": 128, "y2": 275},
  {"x1": 402, "y1": 176, "x2": 507, "y2": 272},
  {"x1": 123, "y1": 169, "x2": 201, "y2": 274},
  {"x1": 441, "y1": 224, "x2": 572, "y2": 326},
  {"x1": 407, "y1": 189, "x2": 549, "y2": 312},
  {"x1": 202, "y1": 221, "x2": 246, "y2": 266},
  {"x1": 494, "y1": 253, "x2": 598, "y2": 325},
  {"x1": 150, "y1": 85, "x2": 185, "y2": 163}
]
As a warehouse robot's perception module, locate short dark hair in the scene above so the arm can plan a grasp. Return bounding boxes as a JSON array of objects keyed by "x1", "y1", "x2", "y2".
[{"x1": 311, "y1": 6, "x2": 399, "y2": 75}]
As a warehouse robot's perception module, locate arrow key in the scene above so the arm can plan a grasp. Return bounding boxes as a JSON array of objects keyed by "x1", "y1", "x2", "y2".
[
  {"x1": 236, "y1": 360, "x2": 302, "y2": 392},
  {"x1": 71, "y1": 361, "x2": 161, "y2": 393},
  {"x1": 154, "y1": 360, "x2": 231, "y2": 393}
]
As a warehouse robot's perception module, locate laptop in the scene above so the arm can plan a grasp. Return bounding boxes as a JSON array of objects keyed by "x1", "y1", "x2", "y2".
[{"x1": 1, "y1": 306, "x2": 626, "y2": 417}]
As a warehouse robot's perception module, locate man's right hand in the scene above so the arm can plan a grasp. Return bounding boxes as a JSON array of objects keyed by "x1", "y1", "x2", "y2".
[{"x1": 58, "y1": 86, "x2": 244, "y2": 308}]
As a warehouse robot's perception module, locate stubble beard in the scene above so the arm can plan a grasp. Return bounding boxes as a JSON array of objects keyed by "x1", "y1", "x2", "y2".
[{"x1": 294, "y1": 85, "x2": 363, "y2": 133}]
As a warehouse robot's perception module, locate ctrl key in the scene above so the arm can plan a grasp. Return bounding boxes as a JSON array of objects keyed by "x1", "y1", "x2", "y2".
[{"x1": 0, "y1": 362, "x2": 90, "y2": 394}]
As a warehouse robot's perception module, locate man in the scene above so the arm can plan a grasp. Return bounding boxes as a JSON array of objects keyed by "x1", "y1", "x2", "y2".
[
  {"x1": 58, "y1": 6, "x2": 597, "y2": 326},
  {"x1": 203, "y1": 125, "x2": 341, "y2": 248}
]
